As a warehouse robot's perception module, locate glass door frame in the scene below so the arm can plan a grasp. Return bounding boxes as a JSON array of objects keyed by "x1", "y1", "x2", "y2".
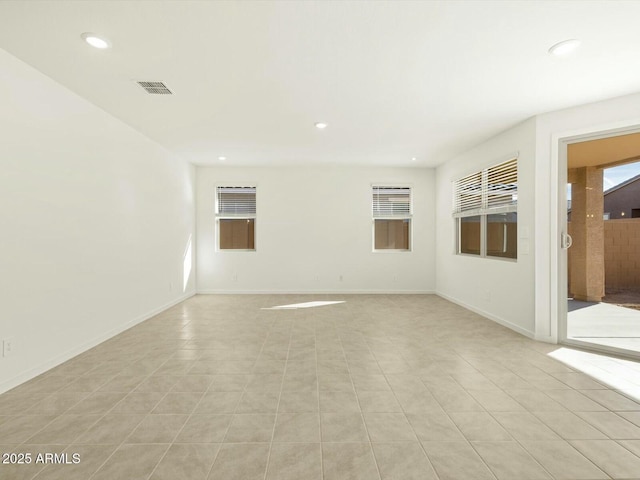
[{"x1": 556, "y1": 125, "x2": 640, "y2": 360}]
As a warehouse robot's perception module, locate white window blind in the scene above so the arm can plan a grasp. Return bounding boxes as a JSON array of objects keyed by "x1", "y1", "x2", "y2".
[
  {"x1": 372, "y1": 186, "x2": 411, "y2": 217},
  {"x1": 453, "y1": 171, "x2": 483, "y2": 215},
  {"x1": 453, "y1": 158, "x2": 517, "y2": 217},
  {"x1": 487, "y1": 158, "x2": 518, "y2": 210},
  {"x1": 216, "y1": 186, "x2": 256, "y2": 217}
]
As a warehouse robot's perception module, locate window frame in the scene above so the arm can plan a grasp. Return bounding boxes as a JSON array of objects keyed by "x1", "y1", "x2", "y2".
[
  {"x1": 485, "y1": 211, "x2": 518, "y2": 259},
  {"x1": 371, "y1": 184, "x2": 413, "y2": 253},
  {"x1": 215, "y1": 185, "x2": 257, "y2": 252},
  {"x1": 457, "y1": 214, "x2": 483, "y2": 257},
  {"x1": 453, "y1": 157, "x2": 518, "y2": 261}
]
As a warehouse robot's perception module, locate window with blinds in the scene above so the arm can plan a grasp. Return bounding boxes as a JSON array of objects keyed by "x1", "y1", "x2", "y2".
[
  {"x1": 453, "y1": 171, "x2": 483, "y2": 215},
  {"x1": 487, "y1": 158, "x2": 518, "y2": 211},
  {"x1": 453, "y1": 158, "x2": 517, "y2": 259},
  {"x1": 372, "y1": 186, "x2": 411, "y2": 251},
  {"x1": 373, "y1": 186, "x2": 411, "y2": 217},
  {"x1": 216, "y1": 187, "x2": 257, "y2": 216},
  {"x1": 216, "y1": 186, "x2": 256, "y2": 250}
]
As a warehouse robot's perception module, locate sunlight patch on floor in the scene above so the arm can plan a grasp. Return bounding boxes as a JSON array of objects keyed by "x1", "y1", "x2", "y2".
[
  {"x1": 548, "y1": 347, "x2": 640, "y2": 401},
  {"x1": 262, "y1": 300, "x2": 346, "y2": 310}
]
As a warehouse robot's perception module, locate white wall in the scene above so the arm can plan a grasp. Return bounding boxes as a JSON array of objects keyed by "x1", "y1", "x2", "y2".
[
  {"x1": 197, "y1": 166, "x2": 435, "y2": 293},
  {"x1": 435, "y1": 118, "x2": 537, "y2": 337},
  {"x1": 435, "y1": 92, "x2": 640, "y2": 343},
  {"x1": 534, "y1": 92, "x2": 640, "y2": 342},
  {"x1": 0, "y1": 49, "x2": 196, "y2": 393}
]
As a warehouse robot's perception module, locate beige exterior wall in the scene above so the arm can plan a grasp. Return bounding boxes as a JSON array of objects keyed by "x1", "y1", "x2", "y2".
[
  {"x1": 569, "y1": 218, "x2": 640, "y2": 291},
  {"x1": 604, "y1": 218, "x2": 640, "y2": 289}
]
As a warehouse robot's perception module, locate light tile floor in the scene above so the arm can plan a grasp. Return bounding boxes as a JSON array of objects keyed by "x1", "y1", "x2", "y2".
[{"x1": 1, "y1": 294, "x2": 640, "y2": 479}]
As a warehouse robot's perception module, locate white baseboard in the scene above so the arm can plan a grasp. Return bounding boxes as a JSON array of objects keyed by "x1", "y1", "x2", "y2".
[
  {"x1": 435, "y1": 291, "x2": 536, "y2": 339},
  {"x1": 0, "y1": 291, "x2": 196, "y2": 395},
  {"x1": 196, "y1": 290, "x2": 435, "y2": 295},
  {"x1": 534, "y1": 334, "x2": 557, "y2": 344}
]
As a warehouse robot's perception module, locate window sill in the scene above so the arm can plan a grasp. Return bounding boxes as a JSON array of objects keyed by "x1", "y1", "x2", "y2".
[
  {"x1": 372, "y1": 249, "x2": 412, "y2": 253},
  {"x1": 217, "y1": 249, "x2": 257, "y2": 253},
  {"x1": 456, "y1": 253, "x2": 517, "y2": 262}
]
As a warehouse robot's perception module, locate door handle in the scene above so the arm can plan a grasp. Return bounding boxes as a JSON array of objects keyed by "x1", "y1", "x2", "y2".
[{"x1": 561, "y1": 232, "x2": 573, "y2": 249}]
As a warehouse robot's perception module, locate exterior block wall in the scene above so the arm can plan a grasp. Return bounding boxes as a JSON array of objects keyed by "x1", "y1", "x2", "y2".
[
  {"x1": 604, "y1": 218, "x2": 640, "y2": 289},
  {"x1": 570, "y1": 218, "x2": 640, "y2": 291}
]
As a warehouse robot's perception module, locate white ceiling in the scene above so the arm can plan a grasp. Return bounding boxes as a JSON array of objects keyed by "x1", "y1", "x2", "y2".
[{"x1": 1, "y1": 1, "x2": 640, "y2": 167}]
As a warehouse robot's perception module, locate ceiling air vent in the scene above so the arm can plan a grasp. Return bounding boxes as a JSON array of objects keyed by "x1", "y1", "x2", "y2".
[{"x1": 137, "y1": 81, "x2": 173, "y2": 95}]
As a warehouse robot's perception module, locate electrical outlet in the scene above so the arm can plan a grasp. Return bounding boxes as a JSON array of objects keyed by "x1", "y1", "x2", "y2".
[
  {"x1": 169, "y1": 282, "x2": 174, "y2": 292},
  {"x1": 3, "y1": 337, "x2": 15, "y2": 357},
  {"x1": 339, "y1": 274, "x2": 343, "y2": 282},
  {"x1": 233, "y1": 274, "x2": 238, "y2": 281},
  {"x1": 393, "y1": 274, "x2": 398, "y2": 281}
]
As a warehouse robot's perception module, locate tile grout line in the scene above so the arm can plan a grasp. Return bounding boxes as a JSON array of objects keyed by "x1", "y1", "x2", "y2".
[
  {"x1": 365, "y1": 328, "x2": 443, "y2": 480},
  {"x1": 262, "y1": 308, "x2": 294, "y2": 480},
  {"x1": 13, "y1": 368, "x2": 125, "y2": 453},
  {"x1": 207, "y1": 305, "x2": 275, "y2": 480},
  {"x1": 445, "y1": 363, "x2": 559, "y2": 480},
  {"x1": 144, "y1": 365, "x2": 216, "y2": 479},
  {"x1": 29, "y1": 351, "x2": 176, "y2": 479},
  {"x1": 314, "y1": 311, "x2": 324, "y2": 480},
  {"x1": 5, "y1": 295, "x2": 640, "y2": 480},
  {"x1": 342, "y1": 322, "x2": 383, "y2": 480},
  {"x1": 176, "y1": 332, "x2": 251, "y2": 480},
  {"x1": 452, "y1": 369, "x2": 601, "y2": 480},
  {"x1": 494, "y1": 362, "x2": 640, "y2": 475},
  {"x1": 85, "y1": 349, "x2": 188, "y2": 480}
]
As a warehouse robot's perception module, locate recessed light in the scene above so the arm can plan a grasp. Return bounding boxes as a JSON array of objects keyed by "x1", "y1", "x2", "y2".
[
  {"x1": 411, "y1": 157, "x2": 417, "y2": 162},
  {"x1": 548, "y1": 39, "x2": 581, "y2": 56},
  {"x1": 81, "y1": 32, "x2": 110, "y2": 49},
  {"x1": 314, "y1": 122, "x2": 328, "y2": 129},
  {"x1": 218, "y1": 156, "x2": 227, "y2": 161}
]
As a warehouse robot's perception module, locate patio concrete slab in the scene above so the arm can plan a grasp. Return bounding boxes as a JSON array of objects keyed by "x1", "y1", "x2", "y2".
[{"x1": 568, "y1": 301, "x2": 640, "y2": 351}]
